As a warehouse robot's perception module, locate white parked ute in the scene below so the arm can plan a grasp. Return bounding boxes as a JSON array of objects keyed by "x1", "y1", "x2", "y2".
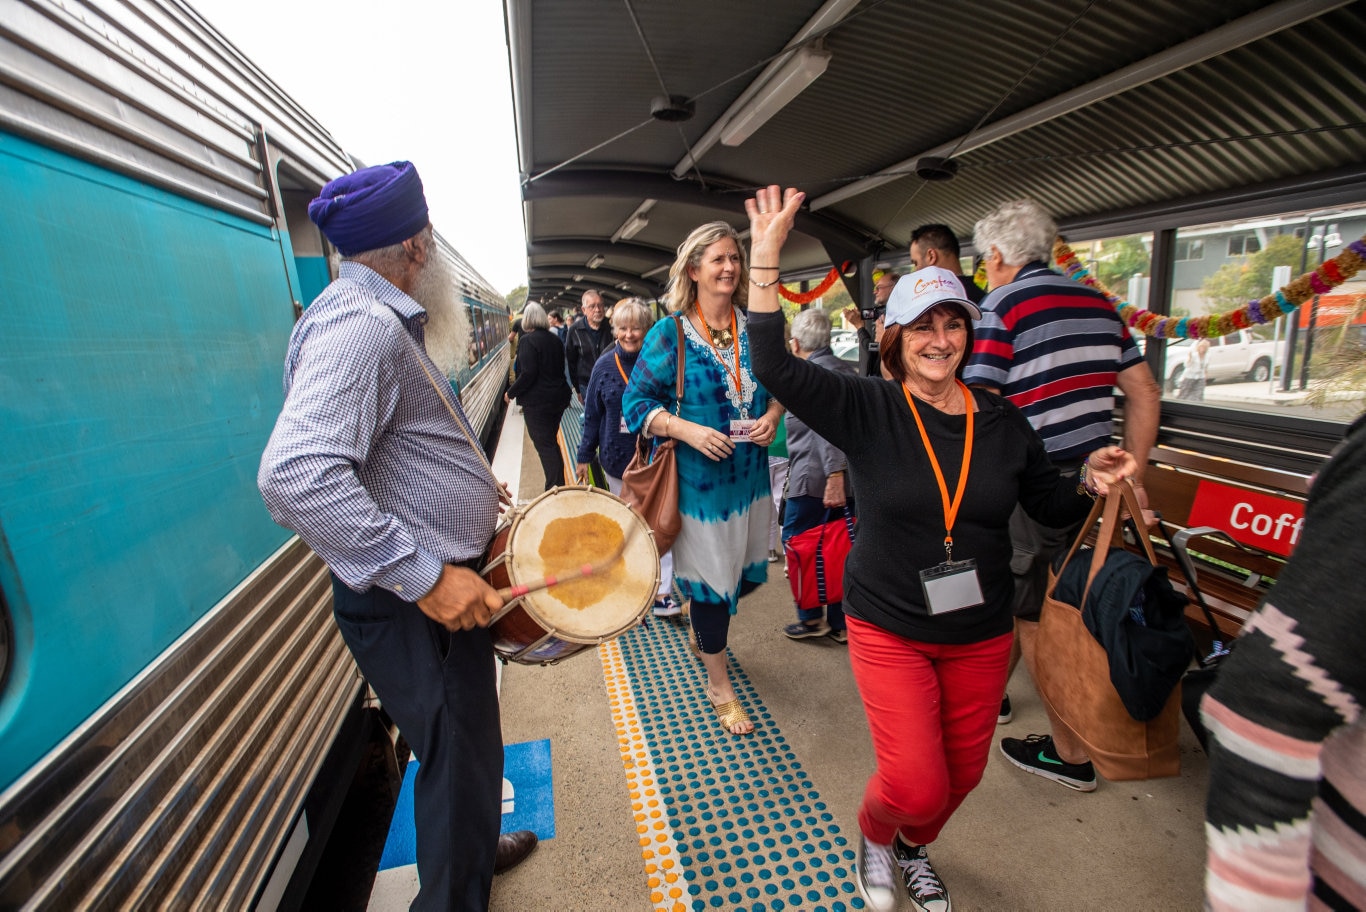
[{"x1": 1164, "y1": 330, "x2": 1284, "y2": 391}]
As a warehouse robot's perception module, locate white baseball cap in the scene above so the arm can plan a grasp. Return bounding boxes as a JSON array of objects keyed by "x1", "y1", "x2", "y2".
[{"x1": 884, "y1": 266, "x2": 982, "y2": 327}]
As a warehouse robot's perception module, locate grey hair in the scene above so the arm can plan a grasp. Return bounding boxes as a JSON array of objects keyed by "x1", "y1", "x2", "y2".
[
  {"x1": 581, "y1": 289, "x2": 603, "y2": 307},
  {"x1": 347, "y1": 224, "x2": 432, "y2": 274},
  {"x1": 973, "y1": 199, "x2": 1056, "y2": 267},
  {"x1": 612, "y1": 297, "x2": 654, "y2": 332},
  {"x1": 665, "y1": 221, "x2": 749, "y2": 314},
  {"x1": 791, "y1": 307, "x2": 832, "y2": 352},
  {"x1": 521, "y1": 302, "x2": 550, "y2": 330}
]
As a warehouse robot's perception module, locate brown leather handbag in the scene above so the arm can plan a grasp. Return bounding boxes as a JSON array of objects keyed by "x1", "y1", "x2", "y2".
[
  {"x1": 620, "y1": 315, "x2": 685, "y2": 553},
  {"x1": 1034, "y1": 480, "x2": 1184, "y2": 781}
]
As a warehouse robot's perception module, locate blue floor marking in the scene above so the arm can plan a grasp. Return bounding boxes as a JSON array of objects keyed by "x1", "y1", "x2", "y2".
[{"x1": 377, "y1": 738, "x2": 556, "y2": 872}]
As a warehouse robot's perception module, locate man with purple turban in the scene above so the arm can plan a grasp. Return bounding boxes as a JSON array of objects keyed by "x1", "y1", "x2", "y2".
[{"x1": 259, "y1": 161, "x2": 534, "y2": 910}]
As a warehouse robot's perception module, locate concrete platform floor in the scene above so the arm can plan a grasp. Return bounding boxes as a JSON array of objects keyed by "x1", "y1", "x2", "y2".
[{"x1": 488, "y1": 422, "x2": 1211, "y2": 912}]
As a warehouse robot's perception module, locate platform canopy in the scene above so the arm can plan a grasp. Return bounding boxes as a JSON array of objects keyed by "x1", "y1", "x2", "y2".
[{"x1": 505, "y1": 0, "x2": 1366, "y2": 309}]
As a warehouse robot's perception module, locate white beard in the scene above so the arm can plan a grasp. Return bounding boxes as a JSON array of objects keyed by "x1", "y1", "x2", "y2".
[{"x1": 411, "y1": 249, "x2": 471, "y2": 377}]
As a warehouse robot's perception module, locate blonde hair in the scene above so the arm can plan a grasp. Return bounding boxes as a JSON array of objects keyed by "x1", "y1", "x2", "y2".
[
  {"x1": 664, "y1": 221, "x2": 749, "y2": 314},
  {"x1": 611, "y1": 297, "x2": 654, "y2": 332}
]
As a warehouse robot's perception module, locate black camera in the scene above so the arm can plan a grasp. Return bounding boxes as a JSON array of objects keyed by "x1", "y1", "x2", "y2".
[{"x1": 859, "y1": 304, "x2": 886, "y2": 322}]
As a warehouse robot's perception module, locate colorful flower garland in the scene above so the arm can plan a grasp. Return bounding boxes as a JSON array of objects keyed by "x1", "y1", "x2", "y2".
[
  {"x1": 1054, "y1": 234, "x2": 1366, "y2": 339},
  {"x1": 777, "y1": 262, "x2": 852, "y2": 305}
]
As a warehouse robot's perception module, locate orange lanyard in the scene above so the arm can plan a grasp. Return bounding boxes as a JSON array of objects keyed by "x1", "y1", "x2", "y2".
[
  {"x1": 614, "y1": 351, "x2": 630, "y2": 385},
  {"x1": 695, "y1": 307, "x2": 742, "y2": 400},
  {"x1": 903, "y1": 380, "x2": 975, "y2": 560}
]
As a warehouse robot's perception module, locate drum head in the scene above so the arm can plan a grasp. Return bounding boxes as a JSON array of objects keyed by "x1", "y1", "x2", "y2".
[{"x1": 506, "y1": 486, "x2": 659, "y2": 642}]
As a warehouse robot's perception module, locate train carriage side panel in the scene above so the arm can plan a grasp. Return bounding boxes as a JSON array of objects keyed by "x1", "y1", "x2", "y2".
[{"x1": 0, "y1": 128, "x2": 297, "y2": 790}]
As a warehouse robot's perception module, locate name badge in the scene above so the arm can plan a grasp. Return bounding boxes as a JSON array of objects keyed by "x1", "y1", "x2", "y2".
[
  {"x1": 919, "y1": 559, "x2": 984, "y2": 615},
  {"x1": 729, "y1": 418, "x2": 757, "y2": 442},
  {"x1": 619, "y1": 416, "x2": 630, "y2": 434}
]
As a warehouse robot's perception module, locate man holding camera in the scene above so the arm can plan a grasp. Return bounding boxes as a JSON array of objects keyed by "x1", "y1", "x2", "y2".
[{"x1": 842, "y1": 269, "x2": 897, "y2": 377}]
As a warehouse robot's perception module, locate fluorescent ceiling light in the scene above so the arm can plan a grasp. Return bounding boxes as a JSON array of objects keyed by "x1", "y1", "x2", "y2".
[
  {"x1": 613, "y1": 215, "x2": 649, "y2": 242},
  {"x1": 586, "y1": 254, "x2": 605, "y2": 269},
  {"x1": 612, "y1": 199, "x2": 657, "y2": 243},
  {"x1": 720, "y1": 45, "x2": 831, "y2": 147},
  {"x1": 642, "y1": 264, "x2": 670, "y2": 279}
]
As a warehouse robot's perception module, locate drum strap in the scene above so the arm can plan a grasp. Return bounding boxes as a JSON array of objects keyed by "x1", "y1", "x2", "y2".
[{"x1": 407, "y1": 336, "x2": 498, "y2": 480}]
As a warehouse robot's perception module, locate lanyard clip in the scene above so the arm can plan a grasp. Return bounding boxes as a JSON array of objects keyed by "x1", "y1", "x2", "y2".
[{"x1": 943, "y1": 536, "x2": 954, "y2": 562}]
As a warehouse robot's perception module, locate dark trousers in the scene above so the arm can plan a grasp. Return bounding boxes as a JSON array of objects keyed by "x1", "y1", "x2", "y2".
[
  {"x1": 522, "y1": 405, "x2": 567, "y2": 491},
  {"x1": 331, "y1": 576, "x2": 502, "y2": 912}
]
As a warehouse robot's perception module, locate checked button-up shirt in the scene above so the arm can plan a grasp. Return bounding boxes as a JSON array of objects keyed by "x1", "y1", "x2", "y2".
[{"x1": 259, "y1": 261, "x2": 500, "y2": 601}]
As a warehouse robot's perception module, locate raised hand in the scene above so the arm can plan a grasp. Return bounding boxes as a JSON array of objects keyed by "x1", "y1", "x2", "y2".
[{"x1": 744, "y1": 185, "x2": 805, "y2": 259}]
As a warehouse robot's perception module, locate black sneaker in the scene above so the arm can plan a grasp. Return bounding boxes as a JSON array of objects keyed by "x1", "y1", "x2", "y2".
[
  {"x1": 997, "y1": 694, "x2": 1013, "y2": 724},
  {"x1": 894, "y1": 838, "x2": 951, "y2": 912},
  {"x1": 855, "y1": 836, "x2": 898, "y2": 912},
  {"x1": 999, "y1": 734, "x2": 1097, "y2": 792}
]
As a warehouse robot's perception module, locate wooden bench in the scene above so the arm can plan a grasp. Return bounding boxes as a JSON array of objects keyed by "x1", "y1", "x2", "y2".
[{"x1": 1141, "y1": 445, "x2": 1311, "y2": 647}]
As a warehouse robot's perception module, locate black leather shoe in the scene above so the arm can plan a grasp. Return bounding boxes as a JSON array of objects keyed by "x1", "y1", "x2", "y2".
[{"x1": 494, "y1": 830, "x2": 538, "y2": 874}]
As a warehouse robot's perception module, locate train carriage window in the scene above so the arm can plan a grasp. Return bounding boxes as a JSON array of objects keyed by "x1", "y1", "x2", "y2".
[{"x1": 1162, "y1": 206, "x2": 1366, "y2": 422}]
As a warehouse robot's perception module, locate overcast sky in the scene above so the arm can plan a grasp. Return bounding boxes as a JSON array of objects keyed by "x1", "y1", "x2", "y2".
[{"x1": 190, "y1": 0, "x2": 528, "y2": 296}]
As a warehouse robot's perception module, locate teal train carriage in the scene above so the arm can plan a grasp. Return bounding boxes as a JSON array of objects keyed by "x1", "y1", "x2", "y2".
[{"x1": 0, "y1": 0, "x2": 510, "y2": 906}]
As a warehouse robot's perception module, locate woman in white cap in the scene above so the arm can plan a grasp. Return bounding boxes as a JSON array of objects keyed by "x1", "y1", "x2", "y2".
[{"x1": 743, "y1": 186, "x2": 1138, "y2": 912}]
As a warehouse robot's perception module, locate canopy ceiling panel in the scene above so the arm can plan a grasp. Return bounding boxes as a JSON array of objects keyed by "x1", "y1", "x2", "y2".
[{"x1": 508, "y1": 0, "x2": 1366, "y2": 306}]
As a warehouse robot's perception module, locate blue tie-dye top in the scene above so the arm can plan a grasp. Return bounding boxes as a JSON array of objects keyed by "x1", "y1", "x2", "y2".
[{"x1": 622, "y1": 309, "x2": 772, "y2": 523}]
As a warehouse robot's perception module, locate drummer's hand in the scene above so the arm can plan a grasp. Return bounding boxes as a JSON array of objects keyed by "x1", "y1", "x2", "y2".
[
  {"x1": 417, "y1": 565, "x2": 503, "y2": 631},
  {"x1": 575, "y1": 463, "x2": 591, "y2": 483},
  {"x1": 496, "y1": 480, "x2": 513, "y2": 510},
  {"x1": 685, "y1": 419, "x2": 733, "y2": 461},
  {"x1": 747, "y1": 411, "x2": 778, "y2": 447}
]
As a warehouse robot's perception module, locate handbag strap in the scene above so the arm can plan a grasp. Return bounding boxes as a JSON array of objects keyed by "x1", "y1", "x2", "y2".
[
  {"x1": 1046, "y1": 479, "x2": 1152, "y2": 605},
  {"x1": 673, "y1": 313, "x2": 685, "y2": 409}
]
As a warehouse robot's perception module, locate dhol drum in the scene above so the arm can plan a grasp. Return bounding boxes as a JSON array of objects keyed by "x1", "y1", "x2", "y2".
[{"x1": 482, "y1": 485, "x2": 660, "y2": 664}]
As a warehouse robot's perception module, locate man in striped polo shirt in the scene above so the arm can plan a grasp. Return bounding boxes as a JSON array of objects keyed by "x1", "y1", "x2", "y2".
[{"x1": 962, "y1": 198, "x2": 1161, "y2": 792}]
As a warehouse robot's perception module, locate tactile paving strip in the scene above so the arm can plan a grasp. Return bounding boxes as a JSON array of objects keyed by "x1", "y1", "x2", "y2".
[{"x1": 600, "y1": 616, "x2": 864, "y2": 912}]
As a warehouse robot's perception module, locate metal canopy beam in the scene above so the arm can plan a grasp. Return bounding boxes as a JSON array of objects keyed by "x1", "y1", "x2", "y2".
[
  {"x1": 527, "y1": 238, "x2": 675, "y2": 270},
  {"x1": 524, "y1": 169, "x2": 878, "y2": 262}
]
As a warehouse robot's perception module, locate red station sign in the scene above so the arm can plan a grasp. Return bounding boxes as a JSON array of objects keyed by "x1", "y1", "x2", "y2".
[{"x1": 1186, "y1": 479, "x2": 1305, "y2": 558}]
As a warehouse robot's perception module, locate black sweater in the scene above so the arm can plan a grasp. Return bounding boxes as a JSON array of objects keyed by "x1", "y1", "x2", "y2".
[
  {"x1": 750, "y1": 310, "x2": 1095, "y2": 644},
  {"x1": 507, "y1": 328, "x2": 571, "y2": 411}
]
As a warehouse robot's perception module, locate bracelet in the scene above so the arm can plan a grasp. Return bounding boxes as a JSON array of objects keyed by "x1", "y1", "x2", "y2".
[
  {"x1": 750, "y1": 265, "x2": 780, "y2": 270},
  {"x1": 751, "y1": 277, "x2": 780, "y2": 288},
  {"x1": 664, "y1": 414, "x2": 673, "y2": 437},
  {"x1": 1076, "y1": 459, "x2": 1099, "y2": 499}
]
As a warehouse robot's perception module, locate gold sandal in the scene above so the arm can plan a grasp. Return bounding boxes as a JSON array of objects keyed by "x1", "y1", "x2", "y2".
[{"x1": 710, "y1": 698, "x2": 754, "y2": 736}]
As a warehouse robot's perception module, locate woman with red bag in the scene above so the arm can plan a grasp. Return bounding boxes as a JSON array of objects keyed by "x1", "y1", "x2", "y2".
[
  {"x1": 781, "y1": 307, "x2": 856, "y2": 643},
  {"x1": 745, "y1": 186, "x2": 1138, "y2": 912}
]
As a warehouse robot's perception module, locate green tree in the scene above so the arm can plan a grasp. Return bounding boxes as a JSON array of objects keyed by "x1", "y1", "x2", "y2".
[
  {"x1": 506, "y1": 284, "x2": 528, "y2": 312},
  {"x1": 1092, "y1": 236, "x2": 1151, "y2": 292},
  {"x1": 1200, "y1": 234, "x2": 1315, "y2": 313}
]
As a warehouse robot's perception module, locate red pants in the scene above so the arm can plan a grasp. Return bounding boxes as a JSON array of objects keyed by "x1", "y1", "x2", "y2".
[{"x1": 847, "y1": 616, "x2": 1013, "y2": 846}]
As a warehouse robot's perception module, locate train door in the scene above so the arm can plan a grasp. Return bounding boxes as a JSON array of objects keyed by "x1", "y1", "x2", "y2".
[{"x1": 277, "y1": 163, "x2": 332, "y2": 310}]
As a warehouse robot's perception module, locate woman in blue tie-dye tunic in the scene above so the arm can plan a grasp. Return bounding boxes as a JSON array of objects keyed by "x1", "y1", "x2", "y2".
[{"x1": 622, "y1": 221, "x2": 785, "y2": 736}]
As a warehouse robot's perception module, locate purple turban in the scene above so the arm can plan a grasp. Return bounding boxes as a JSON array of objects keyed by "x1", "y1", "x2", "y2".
[{"x1": 307, "y1": 161, "x2": 430, "y2": 256}]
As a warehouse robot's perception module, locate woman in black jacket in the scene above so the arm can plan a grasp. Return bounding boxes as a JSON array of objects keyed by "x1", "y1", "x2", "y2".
[
  {"x1": 505, "y1": 302, "x2": 572, "y2": 490},
  {"x1": 744, "y1": 185, "x2": 1138, "y2": 912}
]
